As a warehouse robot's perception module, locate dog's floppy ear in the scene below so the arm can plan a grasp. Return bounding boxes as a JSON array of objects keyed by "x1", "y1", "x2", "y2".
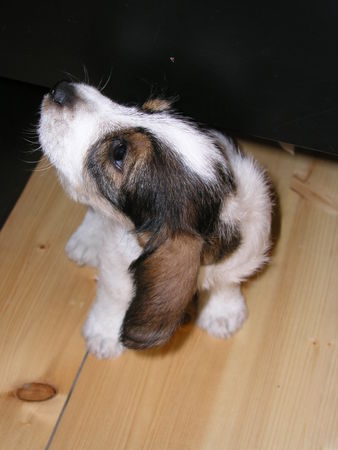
[{"x1": 120, "y1": 232, "x2": 202, "y2": 349}]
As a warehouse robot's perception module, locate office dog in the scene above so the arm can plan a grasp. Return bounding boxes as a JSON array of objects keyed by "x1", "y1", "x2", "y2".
[{"x1": 39, "y1": 81, "x2": 273, "y2": 358}]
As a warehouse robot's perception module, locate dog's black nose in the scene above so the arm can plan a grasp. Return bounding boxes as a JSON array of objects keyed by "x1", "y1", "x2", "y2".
[{"x1": 49, "y1": 80, "x2": 75, "y2": 106}]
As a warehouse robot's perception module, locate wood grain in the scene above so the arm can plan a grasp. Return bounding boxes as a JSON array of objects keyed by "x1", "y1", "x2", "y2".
[
  {"x1": 0, "y1": 141, "x2": 336, "y2": 449},
  {"x1": 50, "y1": 142, "x2": 337, "y2": 450},
  {"x1": 0, "y1": 168, "x2": 95, "y2": 449}
]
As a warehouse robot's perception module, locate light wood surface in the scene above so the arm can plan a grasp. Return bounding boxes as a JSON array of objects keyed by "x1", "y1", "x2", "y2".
[
  {"x1": 0, "y1": 141, "x2": 337, "y2": 449},
  {"x1": 0, "y1": 169, "x2": 93, "y2": 449}
]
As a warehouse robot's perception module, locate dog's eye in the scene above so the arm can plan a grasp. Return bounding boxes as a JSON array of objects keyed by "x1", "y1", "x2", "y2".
[{"x1": 109, "y1": 139, "x2": 127, "y2": 171}]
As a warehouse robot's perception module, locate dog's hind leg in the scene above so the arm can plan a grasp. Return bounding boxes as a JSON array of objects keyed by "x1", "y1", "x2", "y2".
[{"x1": 197, "y1": 283, "x2": 248, "y2": 339}]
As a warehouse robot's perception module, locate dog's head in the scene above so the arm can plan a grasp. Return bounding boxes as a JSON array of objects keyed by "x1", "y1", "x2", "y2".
[{"x1": 39, "y1": 81, "x2": 239, "y2": 349}]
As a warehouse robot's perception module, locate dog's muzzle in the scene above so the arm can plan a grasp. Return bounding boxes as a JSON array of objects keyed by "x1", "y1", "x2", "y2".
[{"x1": 49, "y1": 80, "x2": 75, "y2": 106}]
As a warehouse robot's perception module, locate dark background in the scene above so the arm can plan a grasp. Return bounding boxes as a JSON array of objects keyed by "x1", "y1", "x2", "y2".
[{"x1": 1, "y1": 0, "x2": 337, "y2": 225}]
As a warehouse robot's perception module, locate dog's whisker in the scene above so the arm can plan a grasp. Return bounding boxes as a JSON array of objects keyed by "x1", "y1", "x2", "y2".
[
  {"x1": 23, "y1": 129, "x2": 38, "y2": 136},
  {"x1": 22, "y1": 137, "x2": 40, "y2": 145},
  {"x1": 83, "y1": 64, "x2": 90, "y2": 84},
  {"x1": 33, "y1": 165, "x2": 53, "y2": 173},
  {"x1": 31, "y1": 156, "x2": 54, "y2": 172},
  {"x1": 62, "y1": 70, "x2": 79, "y2": 83},
  {"x1": 22, "y1": 146, "x2": 43, "y2": 154},
  {"x1": 99, "y1": 70, "x2": 112, "y2": 92},
  {"x1": 97, "y1": 76, "x2": 104, "y2": 92},
  {"x1": 19, "y1": 156, "x2": 43, "y2": 164},
  {"x1": 23, "y1": 125, "x2": 39, "y2": 135}
]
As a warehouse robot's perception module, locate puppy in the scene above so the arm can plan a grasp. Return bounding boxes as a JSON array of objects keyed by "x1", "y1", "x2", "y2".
[{"x1": 38, "y1": 81, "x2": 273, "y2": 359}]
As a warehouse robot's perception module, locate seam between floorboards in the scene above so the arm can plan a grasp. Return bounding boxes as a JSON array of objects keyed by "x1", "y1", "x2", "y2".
[{"x1": 45, "y1": 350, "x2": 89, "y2": 450}]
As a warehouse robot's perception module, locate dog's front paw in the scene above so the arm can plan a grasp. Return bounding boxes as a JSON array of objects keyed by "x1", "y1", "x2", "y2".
[
  {"x1": 84, "y1": 334, "x2": 125, "y2": 359},
  {"x1": 82, "y1": 316, "x2": 125, "y2": 359},
  {"x1": 197, "y1": 292, "x2": 248, "y2": 339},
  {"x1": 66, "y1": 230, "x2": 100, "y2": 267}
]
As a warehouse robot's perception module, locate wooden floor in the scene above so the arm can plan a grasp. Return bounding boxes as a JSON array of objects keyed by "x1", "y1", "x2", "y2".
[{"x1": 0, "y1": 140, "x2": 337, "y2": 450}]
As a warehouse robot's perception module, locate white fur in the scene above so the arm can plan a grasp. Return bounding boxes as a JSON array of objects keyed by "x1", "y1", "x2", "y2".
[
  {"x1": 81, "y1": 217, "x2": 142, "y2": 359},
  {"x1": 197, "y1": 284, "x2": 248, "y2": 339},
  {"x1": 196, "y1": 136, "x2": 271, "y2": 338},
  {"x1": 66, "y1": 207, "x2": 103, "y2": 267},
  {"x1": 74, "y1": 84, "x2": 224, "y2": 181},
  {"x1": 39, "y1": 83, "x2": 272, "y2": 358},
  {"x1": 39, "y1": 83, "x2": 222, "y2": 195},
  {"x1": 199, "y1": 135, "x2": 271, "y2": 288}
]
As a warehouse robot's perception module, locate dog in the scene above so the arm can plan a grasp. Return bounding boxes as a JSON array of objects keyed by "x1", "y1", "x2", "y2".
[{"x1": 38, "y1": 81, "x2": 273, "y2": 359}]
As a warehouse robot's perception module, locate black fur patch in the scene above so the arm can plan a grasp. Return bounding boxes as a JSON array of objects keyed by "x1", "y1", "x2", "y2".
[
  {"x1": 119, "y1": 128, "x2": 235, "y2": 237},
  {"x1": 86, "y1": 139, "x2": 121, "y2": 208},
  {"x1": 202, "y1": 222, "x2": 242, "y2": 265},
  {"x1": 86, "y1": 127, "x2": 241, "y2": 261}
]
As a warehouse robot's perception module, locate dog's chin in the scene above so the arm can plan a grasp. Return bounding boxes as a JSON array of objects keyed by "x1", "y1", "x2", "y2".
[
  {"x1": 58, "y1": 172, "x2": 135, "y2": 228},
  {"x1": 55, "y1": 171, "x2": 87, "y2": 203}
]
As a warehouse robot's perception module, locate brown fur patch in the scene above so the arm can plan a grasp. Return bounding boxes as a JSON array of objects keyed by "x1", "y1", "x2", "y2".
[
  {"x1": 124, "y1": 130, "x2": 153, "y2": 156},
  {"x1": 121, "y1": 233, "x2": 203, "y2": 349},
  {"x1": 137, "y1": 232, "x2": 151, "y2": 248},
  {"x1": 86, "y1": 128, "x2": 155, "y2": 196},
  {"x1": 142, "y1": 98, "x2": 172, "y2": 112},
  {"x1": 106, "y1": 129, "x2": 154, "y2": 179}
]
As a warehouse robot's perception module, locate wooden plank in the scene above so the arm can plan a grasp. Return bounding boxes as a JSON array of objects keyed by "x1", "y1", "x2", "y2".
[
  {"x1": 0, "y1": 167, "x2": 95, "y2": 449},
  {"x1": 48, "y1": 142, "x2": 337, "y2": 449}
]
